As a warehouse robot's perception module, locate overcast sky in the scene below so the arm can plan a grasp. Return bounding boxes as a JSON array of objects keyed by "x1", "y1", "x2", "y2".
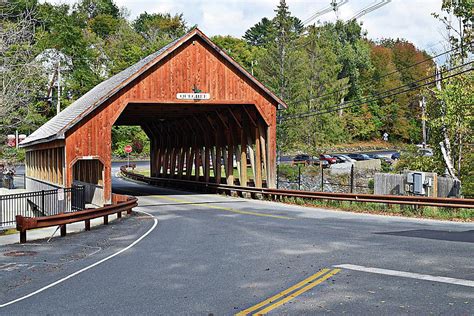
[{"x1": 43, "y1": 0, "x2": 450, "y2": 54}]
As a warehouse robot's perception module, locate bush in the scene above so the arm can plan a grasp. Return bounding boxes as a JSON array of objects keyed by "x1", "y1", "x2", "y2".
[
  {"x1": 0, "y1": 146, "x2": 25, "y2": 164},
  {"x1": 393, "y1": 146, "x2": 443, "y2": 174},
  {"x1": 278, "y1": 164, "x2": 301, "y2": 182}
]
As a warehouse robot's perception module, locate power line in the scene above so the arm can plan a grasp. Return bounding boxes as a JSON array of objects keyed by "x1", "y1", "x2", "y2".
[
  {"x1": 281, "y1": 63, "x2": 472, "y2": 121},
  {"x1": 349, "y1": 0, "x2": 391, "y2": 21},
  {"x1": 302, "y1": 0, "x2": 348, "y2": 26},
  {"x1": 283, "y1": 64, "x2": 472, "y2": 121},
  {"x1": 291, "y1": 41, "x2": 472, "y2": 106}
]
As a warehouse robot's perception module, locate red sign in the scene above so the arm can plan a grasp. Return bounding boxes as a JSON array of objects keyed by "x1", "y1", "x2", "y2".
[{"x1": 124, "y1": 145, "x2": 133, "y2": 153}]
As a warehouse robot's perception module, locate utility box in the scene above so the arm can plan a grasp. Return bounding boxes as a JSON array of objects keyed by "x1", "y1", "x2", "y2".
[{"x1": 405, "y1": 171, "x2": 432, "y2": 196}]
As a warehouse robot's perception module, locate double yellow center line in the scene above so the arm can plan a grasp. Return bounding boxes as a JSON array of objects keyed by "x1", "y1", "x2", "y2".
[{"x1": 236, "y1": 268, "x2": 340, "y2": 315}]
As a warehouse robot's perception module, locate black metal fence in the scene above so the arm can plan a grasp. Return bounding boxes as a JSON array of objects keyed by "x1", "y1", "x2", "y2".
[
  {"x1": 0, "y1": 186, "x2": 85, "y2": 228},
  {"x1": 277, "y1": 164, "x2": 376, "y2": 194}
]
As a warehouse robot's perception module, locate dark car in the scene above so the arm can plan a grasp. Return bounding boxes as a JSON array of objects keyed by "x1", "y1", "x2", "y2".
[
  {"x1": 347, "y1": 153, "x2": 372, "y2": 161},
  {"x1": 391, "y1": 152, "x2": 401, "y2": 160},
  {"x1": 367, "y1": 153, "x2": 383, "y2": 159},
  {"x1": 292, "y1": 154, "x2": 312, "y2": 165},
  {"x1": 319, "y1": 154, "x2": 337, "y2": 164},
  {"x1": 368, "y1": 153, "x2": 393, "y2": 164},
  {"x1": 314, "y1": 159, "x2": 330, "y2": 168}
]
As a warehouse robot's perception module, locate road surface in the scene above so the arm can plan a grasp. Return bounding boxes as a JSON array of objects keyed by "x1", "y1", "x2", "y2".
[{"x1": 0, "y1": 166, "x2": 472, "y2": 314}]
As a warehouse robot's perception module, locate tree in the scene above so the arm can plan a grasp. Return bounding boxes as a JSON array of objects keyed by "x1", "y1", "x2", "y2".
[
  {"x1": 211, "y1": 35, "x2": 263, "y2": 72},
  {"x1": 427, "y1": 0, "x2": 473, "y2": 188},
  {"x1": 433, "y1": 0, "x2": 473, "y2": 58},
  {"x1": 133, "y1": 12, "x2": 187, "y2": 52},
  {"x1": 429, "y1": 72, "x2": 473, "y2": 183},
  {"x1": 0, "y1": 0, "x2": 47, "y2": 135},
  {"x1": 255, "y1": 0, "x2": 304, "y2": 102},
  {"x1": 243, "y1": 17, "x2": 273, "y2": 46},
  {"x1": 76, "y1": 0, "x2": 120, "y2": 19},
  {"x1": 289, "y1": 24, "x2": 348, "y2": 150}
]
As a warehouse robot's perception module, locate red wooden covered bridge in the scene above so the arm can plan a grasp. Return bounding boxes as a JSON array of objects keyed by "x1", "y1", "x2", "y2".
[{"x1": 20, "y1": 28, "x2": 286, "y2": 206}]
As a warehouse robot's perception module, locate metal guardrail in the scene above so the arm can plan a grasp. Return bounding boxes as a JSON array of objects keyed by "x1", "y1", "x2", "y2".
[
  {"x1": 1, "y1": 186, "x2": 85, "y2": 227},
  {"x1": 121, "y1": 167, "x2": 474, "y2": 209},
  {"x1": 15, "y1": 194, "x2": 137, "y2": 243}
]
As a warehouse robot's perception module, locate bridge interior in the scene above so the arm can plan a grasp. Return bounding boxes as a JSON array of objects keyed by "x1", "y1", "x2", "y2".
[{"x1": 115, "y1": 102, "x2": 271, "y2": 188}]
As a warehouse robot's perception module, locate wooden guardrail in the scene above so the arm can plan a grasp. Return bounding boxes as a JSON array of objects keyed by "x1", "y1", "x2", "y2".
[
  {"x1": 16, "y1": 194, "x2": 138, "y2": 243},
  {"x1": 121, "y1": 167, "x2": 474, "y2": 209}
]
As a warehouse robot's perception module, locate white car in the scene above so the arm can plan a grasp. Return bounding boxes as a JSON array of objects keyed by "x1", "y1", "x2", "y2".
[{"x1": 334, "y1": 154, "x2": 356, "y2": 163}]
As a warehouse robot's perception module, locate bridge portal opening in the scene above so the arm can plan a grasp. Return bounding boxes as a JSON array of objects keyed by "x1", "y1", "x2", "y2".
[
  {"x1": 114, "y1": 102, "x2": 269, "y2": 187},
  {"x1": 72, "y1": 159, "x2": 104, "y2": 206}
]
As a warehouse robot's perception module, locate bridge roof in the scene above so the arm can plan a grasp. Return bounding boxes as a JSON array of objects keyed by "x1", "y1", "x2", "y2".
[{"x1": 21, "y1": 28, "x2": 286, "y2": 147}]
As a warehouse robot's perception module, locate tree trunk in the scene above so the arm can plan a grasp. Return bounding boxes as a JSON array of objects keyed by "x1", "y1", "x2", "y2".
[{"x1": 439, "y1": 141, "x2": 459, "y2": 181}]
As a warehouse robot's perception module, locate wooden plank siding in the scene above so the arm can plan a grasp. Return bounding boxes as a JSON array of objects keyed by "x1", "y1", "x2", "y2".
[
  {"x1": 25, "y1": 147, "x2": 65, "y2": 186},
  {"x1": 61, "y1": 34, "x2": 277, "y2": 203}
]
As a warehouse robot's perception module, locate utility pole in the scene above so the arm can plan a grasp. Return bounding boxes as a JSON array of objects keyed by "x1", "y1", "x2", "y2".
[
  {"x1": 420, "y1": 96, "x2": 427, "y2": 148},
  {"x1": 338, "y1": 97, "x2": 344, "y2": 117},
  {"x1": 57, "y1": 60, "x2": 61, "y2": 115},
  {"x1": 251, "y1": 60, "x2": 257, "y2": 76}
]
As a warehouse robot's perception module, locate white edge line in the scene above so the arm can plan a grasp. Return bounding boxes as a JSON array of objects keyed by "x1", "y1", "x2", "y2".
[
  {"x1": 335, "y1": 264, "x2": 474, "y2": 288},
  {"x1": 0, "y1": 209, "x2": 158, "y2": 308}
]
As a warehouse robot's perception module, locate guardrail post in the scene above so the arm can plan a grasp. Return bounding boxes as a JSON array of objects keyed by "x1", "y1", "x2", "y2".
[
  {"x1": 20, "y1": 231, "x2": 26, "y2": 243},
  {"x1": 60, "y1": 224, "x2": 66, "y2": 237},
  {"x1": 117, "y1": 211, "x2": 122, "y2": 218},
  {"x1": 350, "y1": 165, "x2": 354, "y2": 194},
  {"x1": 104, "y1": 215, "x2": 108, "y2": 225},
  {"x1": 85, "y1": 219, "x2": 91, "y2": 231}
]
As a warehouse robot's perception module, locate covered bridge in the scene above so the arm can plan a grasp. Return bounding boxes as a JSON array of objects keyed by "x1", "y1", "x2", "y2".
[{"x1": 20, "y1": 28, "x2": 286, "y2": 206}]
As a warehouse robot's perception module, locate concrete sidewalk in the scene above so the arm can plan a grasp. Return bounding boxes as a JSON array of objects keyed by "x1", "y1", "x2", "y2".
[{"x1": 0, "y1": 214, "x2": 120, "y2": 246}]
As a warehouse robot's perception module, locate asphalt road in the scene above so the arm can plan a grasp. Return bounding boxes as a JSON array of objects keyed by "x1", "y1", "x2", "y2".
[{"x1": 0, "y1": 167, "x2": 473, "y2": 315}]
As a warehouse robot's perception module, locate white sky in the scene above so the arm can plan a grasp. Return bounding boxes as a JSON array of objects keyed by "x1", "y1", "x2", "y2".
[{"x1": 43, "y1": 0, "x2": 450, "y2": 54}]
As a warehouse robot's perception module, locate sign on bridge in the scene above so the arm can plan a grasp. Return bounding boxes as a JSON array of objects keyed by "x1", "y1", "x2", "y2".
[{"x1": 176, "y1": 93, "x2": 211, "y2": 100}]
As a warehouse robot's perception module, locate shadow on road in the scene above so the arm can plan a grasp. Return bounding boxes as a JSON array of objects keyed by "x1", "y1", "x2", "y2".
[
  {"x1": 112, "y1": 184, "x2": 199, "y2": 197},
  {"x1": 374, "y1": 229, "x2": 474, "y2": 243},
  {"x1": 138, "y1": 201, "x2": 247, "y2": 208}
]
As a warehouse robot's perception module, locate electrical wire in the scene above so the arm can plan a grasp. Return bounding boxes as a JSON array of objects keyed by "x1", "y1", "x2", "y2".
[
  {"x1": 291, "y1": 40, "x2": 472, "y2": 106},
  {"x1": 280, "y1": 63, "x2": 472, "y2": 121}
]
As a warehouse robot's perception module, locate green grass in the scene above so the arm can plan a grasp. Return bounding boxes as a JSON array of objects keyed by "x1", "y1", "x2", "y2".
[
  {"x1": 0, "y1": 228, "x2": 17, "y2": 235},
  {"x1": 277, "y1": 197, "x2": 473, "y2": 221}
]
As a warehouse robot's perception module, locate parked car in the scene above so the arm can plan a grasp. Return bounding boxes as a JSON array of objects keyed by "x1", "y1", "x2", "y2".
[
  {"x1": 319, "y1": 154, "x2": 337, "y2": 164},
  {"x1": 391, "y1": 152, "x2": 401, "y2": 160},
  {"x1": 367, "y1": 153, "x2": 393, "y2": 164},
  {"x1": 292, "y1": 154, "x2": 312, "y2": 165},
  {"x1": 347, "y1": 153, "x2": 372, "y2": 161},
  {"x1": 314, "y1": 159, "x2": 330, "y2": 168},
  {"x1": 333, "y1": 154, "x2": 356, "y2": 163}
]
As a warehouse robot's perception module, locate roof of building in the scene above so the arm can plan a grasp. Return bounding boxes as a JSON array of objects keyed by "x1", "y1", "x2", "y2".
[{"x1": 21, "y1": 28, "x2": 286, "y2": 147}]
